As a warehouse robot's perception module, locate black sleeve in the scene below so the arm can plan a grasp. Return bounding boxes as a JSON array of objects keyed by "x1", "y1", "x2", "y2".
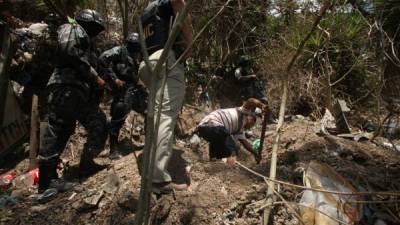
[
  {"x1": 157, "y1": 0, "x2": 175, "y2": 19},
  {"x1": 99, "y1": 47, "x2": 121, "y2": 82},
  {"x1": 59, "y1": 24, "x2": 98, "y2": 82}
]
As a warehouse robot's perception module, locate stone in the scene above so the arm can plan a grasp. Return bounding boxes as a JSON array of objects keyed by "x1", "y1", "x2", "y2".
[{"x1": 118, "y1": 190, "x2": 138, "y2": 212}]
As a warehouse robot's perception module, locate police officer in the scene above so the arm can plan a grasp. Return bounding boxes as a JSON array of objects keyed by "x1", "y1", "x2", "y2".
[
  {"x1": 99, "y1": 32, "x2": 147, "y2": 160},
  {"x1": 38, "y1": 9, "x2": 107, "y2": 192},
  {"x1": 234, "y1": 55, "x2": 268, "y2": 103},
  {"x1": 139, "y1": 0, "x2": 193, "y2": 194}
]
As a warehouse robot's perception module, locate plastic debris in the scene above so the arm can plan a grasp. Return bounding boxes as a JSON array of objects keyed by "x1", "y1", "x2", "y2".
[
  {"x1": 37, "y1": 188, "x2": 58, "y2": 204},
  {"x1": 12, "y1": 168, "x2": 39, "y2": 189},
  {"x1": 320, "y1": 109, "x2": 336, "y2": 135},
  {"x1": 333, "y1": 99, "x2": 352, "y2": 134},
  {"x1": 189, "y1": 134, "x2": 201, "y2": 147},
  {"x1": 383, "y1": 119, "x2": 400, "y2": 140},
  {"x1": 0, "y1": 195, "x2": 18, "y2": 208},
  {"x1": 252, "y1": 139, "x2": 261, "y2": 153},
  {"x1": 300, "y1": 161, "x2": 363, "y2": 225},
  {"x1": 0, "y1": 171, "x2": 16, "y2": 192}
]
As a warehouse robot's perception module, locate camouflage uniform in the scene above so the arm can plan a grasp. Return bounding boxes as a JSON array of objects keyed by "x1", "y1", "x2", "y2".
[
  {"x1": 99, "y1": 45, "x2": 147, "y2": 152},
  {"x1": 38, "y1": 23, "x2": 107, "y2": 176}
]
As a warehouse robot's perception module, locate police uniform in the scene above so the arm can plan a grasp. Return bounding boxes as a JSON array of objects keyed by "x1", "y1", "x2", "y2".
[
  {"x1": 38, "y1": 21, "x2": 107, "y2": 190},
  {"x1": 234, "y1": 66, "x2": 268, "y2": 103},
  {"x1": 99, "y1": 45, "x2": 147, "y2": 154},
  {"x1": 139, "y1": 0, "x2": 187, "y2": 183}
]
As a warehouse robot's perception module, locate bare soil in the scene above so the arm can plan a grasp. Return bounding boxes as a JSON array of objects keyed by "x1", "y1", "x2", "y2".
[{"x1": 1, "y1": 106, "x2": 400, "y2": 225}]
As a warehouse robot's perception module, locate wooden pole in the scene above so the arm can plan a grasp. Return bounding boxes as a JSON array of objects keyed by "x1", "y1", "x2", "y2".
[
  {"x1": 262, "y1": 1, "x2": 333, "y2": 224},
  {"x1": 29, "y1": 95, "x2": 39, "y2": 170},
  {"x1": 257, "y1": 111, "x2": 269, "y2": 164}
]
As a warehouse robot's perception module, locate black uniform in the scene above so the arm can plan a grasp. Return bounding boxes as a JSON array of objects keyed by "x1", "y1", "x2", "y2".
[
  {"x1": 99, "y1": 45, "x2": 147, "y2": 152},
  {"x1": 38, "y1": 23, "x2": 107, "y2": 179},
  {"x1": 234, "y1": 66, "x2": 268, "y2": 103}
]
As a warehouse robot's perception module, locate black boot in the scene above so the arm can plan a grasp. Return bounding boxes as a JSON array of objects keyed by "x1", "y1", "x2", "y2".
[
  {"x1": 79, "y1": 150, "x2": 107, "y2": 179},
  {"x1": 109, "y1": 135, "x2": 122, "y2": 160},
  {"x1": 38, "y1": 164, "x2": 58, "y2": 193}
]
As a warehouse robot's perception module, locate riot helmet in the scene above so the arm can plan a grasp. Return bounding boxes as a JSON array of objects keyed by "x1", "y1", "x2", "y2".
[
  {"x1": 125, "y1": 32, "x2": 141, "y2": 54},
  {"x1": 238, "y1": 55, "x2": 251, "y2": 67},
  {"x1": 75, "y1": 9, "x2": 105, "y2": 37}
]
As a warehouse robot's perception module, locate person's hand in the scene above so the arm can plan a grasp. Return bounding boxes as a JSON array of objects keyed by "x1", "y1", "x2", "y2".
[
  {"x1": 227, "y1": 155, "x2": 237, "y2": 166},
  {"x1": 253, "y1": 152, "x2": 261, "y2": 164},
  {"x1": 96, "y1": 76, "x2": 106, "y2": 88},
  {"x1": 114, "y1": 79, "x2": 126, "y2": 89}
]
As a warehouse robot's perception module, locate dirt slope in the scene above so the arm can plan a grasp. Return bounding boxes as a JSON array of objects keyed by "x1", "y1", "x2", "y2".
[{"x1": 2, "y1": 108, "x2": 400, "y2": 225}]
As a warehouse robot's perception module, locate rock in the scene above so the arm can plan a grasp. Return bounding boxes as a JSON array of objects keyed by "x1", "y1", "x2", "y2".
[
  {"x1": 82, "y1": 190, "x2": 104, "y2": 209},
  {"x1": 220, "y1": 186, "x2": 228, "y2": 196},
  {"x1": 118, "y1": 190, "x2": 138, "y2": 212},
  {"x1": 30, "y1": 205, "x2": 47, "y2": 212},
  {"x1": 28, "y1": 23, "x2": 48, "y2": 36},
  {"x1": 102, "y1": 173, "x2": 120, "y2": 194},
  {"x1": 375, "y1": 219, "x2": 387, "y2": 225},
  {"x1": 11, "y1": 189, "x2": 29, "y2": 199}
]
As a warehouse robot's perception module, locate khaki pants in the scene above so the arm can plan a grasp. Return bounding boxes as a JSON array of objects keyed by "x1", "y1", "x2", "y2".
[{"x1": 139, "y1": 50, "x2": 185, "y2": 183}]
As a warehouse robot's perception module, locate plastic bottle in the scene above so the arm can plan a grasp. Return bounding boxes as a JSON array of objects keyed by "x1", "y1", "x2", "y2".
[
  {"x1": 12, "y1": 168, "x2": 39, "y2": 189},
  {"x1": 252, "y1": 139, "x2": 261, "y2": 153}
]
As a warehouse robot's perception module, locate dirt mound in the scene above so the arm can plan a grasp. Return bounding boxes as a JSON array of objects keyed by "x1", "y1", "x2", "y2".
[{"x1": 2, "y1": 111, "x2": 400, "y2": 225}]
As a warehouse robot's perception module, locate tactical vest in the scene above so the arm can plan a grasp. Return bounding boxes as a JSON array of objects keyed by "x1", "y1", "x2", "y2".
[{"x1": 141, "y1": 1, "x2": 171, "y2": 55}]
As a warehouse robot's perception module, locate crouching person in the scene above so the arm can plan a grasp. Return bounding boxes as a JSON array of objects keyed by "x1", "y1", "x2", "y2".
[{"x1": 197, "y1": 98, "x2": 267, "y2": 165}]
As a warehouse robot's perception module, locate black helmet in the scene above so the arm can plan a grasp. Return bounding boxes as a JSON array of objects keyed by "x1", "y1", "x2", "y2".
[
  {"x1": 125, "y1": 32, "x2": 141, "y2": 53},
  {"x1": 238, "y1": 55, "x2": 251, "y2": 67},
  {"x1": 75, "y1": 9, "x2": 105, "y2": 37}
]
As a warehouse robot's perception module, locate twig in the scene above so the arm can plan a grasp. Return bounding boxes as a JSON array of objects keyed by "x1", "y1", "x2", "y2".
[
  {"x1": 370, "y1": 112, "x2": 392, "y2": 141},
  {"x1": 169, "y1": 0, "x2": 233, "y2": 70},
  {"x1": 264, "y1": 179, "x2": 307, "y2": 225},
  {"x1": 235, "y1": 161, "x2": 400, "y2": 197},
  {"x1": 262, "y1": 1, "x2": 334, "y2": 224},
  {"x1": 184, "y1": 104, "x2": 209, "y2": 113},
  {"x1": 259, "y1": 201, "x2": 352, "y2": 225}
]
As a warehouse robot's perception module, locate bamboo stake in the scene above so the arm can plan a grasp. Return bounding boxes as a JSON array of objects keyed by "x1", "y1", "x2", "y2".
[
  {"x1": 29, "y1": 95, "x2": 39, "y2": 170},
  {"x1": 262, "y1": 2, "x2": 333, "y2": 224},
  {"x1": 135, "y1": 1, "x2": 194, "y2": 224},
  {"x1": 257, "y1": 111, "x2": 269, "y2": 164}
]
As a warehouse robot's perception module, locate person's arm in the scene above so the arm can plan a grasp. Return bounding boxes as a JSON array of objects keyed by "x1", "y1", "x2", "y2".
[
  {"x1": 239, "y1": 138, "x2": 254, "y2": 155},
  {"x1": 234, "y1": 68, "x2": 257, "y2": 82},
  {"x1": 239, "y1": 138, "x2": 260, "y2": 162},
  {"x1": 99, "y1": 50, "x2": 118, "y2": 81},
  {"x1": 170, "y1": 0, "x2": 193, "y2": 58},
  {"x1": 99, "y1": 47, "x2": 125, "y2": 88},
  {"x1": 61, "y1": 25, "x2": 104, "y2": 86}
]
